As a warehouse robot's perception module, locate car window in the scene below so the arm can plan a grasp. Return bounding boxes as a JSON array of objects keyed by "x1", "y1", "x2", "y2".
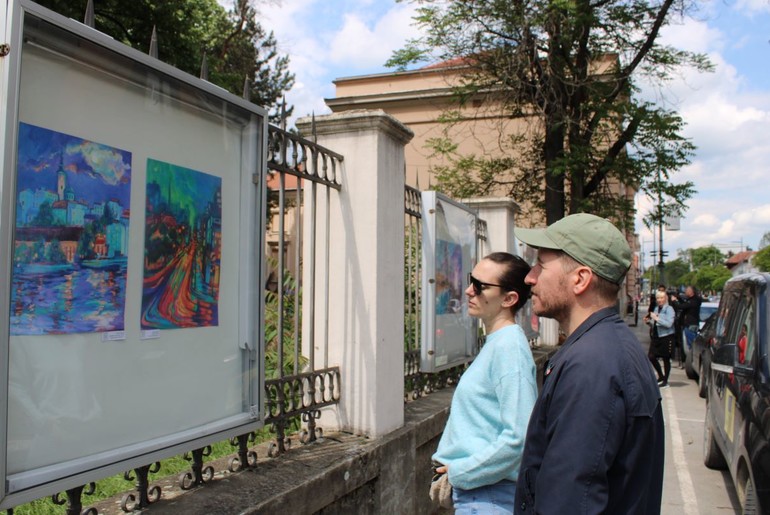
[
  {"x1": 731, "y1": 283, "x2": 756, "y2": 367},
  {"x1": 714, "y1": 285, "x2": 741, "y2": 349}
]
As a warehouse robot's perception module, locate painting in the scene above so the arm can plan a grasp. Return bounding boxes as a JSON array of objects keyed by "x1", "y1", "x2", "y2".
[
  {"x1": 11, "y1": 122, "x2": 132, "y2": 335},
  {"x1": 142, "y1": 159, "x2": 222, "y2": 329},
  {"x1": 435, "y1": 239, "x2": 463, "y2": 315}
]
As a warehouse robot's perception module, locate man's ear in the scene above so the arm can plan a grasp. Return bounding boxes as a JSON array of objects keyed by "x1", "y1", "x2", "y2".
[{"x1": 573, "y1": 266, "x2": 593, "y2": 295}]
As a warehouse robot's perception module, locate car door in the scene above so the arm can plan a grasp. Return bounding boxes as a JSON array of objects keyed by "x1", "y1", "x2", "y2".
[
  {"x1": 709, "y1": 282, "x2": 746, "y2": 459},
  {"x1": 727, "y1": 284, "x2": 757, "y2": 469}
]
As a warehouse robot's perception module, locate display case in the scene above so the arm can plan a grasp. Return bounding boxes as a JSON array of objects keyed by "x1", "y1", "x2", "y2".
[
  {"x1": 0, "y1": 1, "x2": 266, "y2": 507},
  {"x1": 420, "y1": 191, "x2": 480, "y2": 372}
]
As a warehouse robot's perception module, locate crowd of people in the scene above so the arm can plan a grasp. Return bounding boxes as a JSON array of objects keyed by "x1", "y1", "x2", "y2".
[{"x1": 430, "y1": 214, "x2": 665, "y2": 514}]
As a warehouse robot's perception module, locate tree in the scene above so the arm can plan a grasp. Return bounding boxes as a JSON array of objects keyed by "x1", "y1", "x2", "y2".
[
  {"x1": 754, "y1": 245, "x2": 770, "y2": 272},
  {"x1": 388, "y1": 0, "x2": 710, "y2": 227},
  {"x1": 689, "y1": 245, "x2": 725, "y2": 269},
  {"x1": 693, "y1": 265, "x2": 731, "y2": 293},
  {"x1": 759, "y1": 231, "x2": 770, "y2": 250},
  {"x1": 34, "y1": 0, "x2": 294, "y2": 123}
]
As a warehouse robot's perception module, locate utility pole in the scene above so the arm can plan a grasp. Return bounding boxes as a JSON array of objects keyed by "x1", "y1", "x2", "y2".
[{"x1": 656, "y1": 169, "x2": 667, "y2": 285}]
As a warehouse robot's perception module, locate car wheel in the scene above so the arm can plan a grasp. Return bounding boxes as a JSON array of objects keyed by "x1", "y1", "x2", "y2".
[
  {"x1": 685, "y1": 348, "x2": 697, "y2": 379},
  {"x1": 698, "y1": 358, "x2": 708, "y2": 399},
  {"x1": 741, "y1": 476, "x2": 759, "y2": 514},
  {"x1": 703, "y1": 402, "x2": 727, "y2": 469}
]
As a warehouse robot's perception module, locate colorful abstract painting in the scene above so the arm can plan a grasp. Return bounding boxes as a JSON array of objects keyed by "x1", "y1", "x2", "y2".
[
  {"x1": 435, "y1": 239, "x2": 463, "y2": 315},
  {"x1": 11, "y1": 122, "x2": 132, "y2": 335},
  {"x1": 142, "y1": 159, "x2": 221, "y2": 329}
]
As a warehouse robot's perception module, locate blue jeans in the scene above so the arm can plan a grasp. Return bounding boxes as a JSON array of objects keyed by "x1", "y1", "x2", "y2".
[{"x1": 452, "y1": 480, "x2": 516, "y2": 514}]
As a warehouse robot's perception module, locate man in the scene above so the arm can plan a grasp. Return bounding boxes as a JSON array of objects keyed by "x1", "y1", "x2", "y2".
[
  {"x1": 514, "y1": 214, "x2": 664, "y2": 514},
  {"x1": 672, "y1": 285, "x2": 702, "y2": 366}
]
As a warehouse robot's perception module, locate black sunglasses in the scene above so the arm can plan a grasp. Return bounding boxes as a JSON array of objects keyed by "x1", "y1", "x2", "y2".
[{"x1": 467, "y1": 273, "x2": 503, "y2": 296}]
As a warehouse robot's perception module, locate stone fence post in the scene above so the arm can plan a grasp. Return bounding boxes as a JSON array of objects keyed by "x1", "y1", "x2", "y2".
[{"x1": 296, "y1": 110, "x2": 413, "y2": 437}]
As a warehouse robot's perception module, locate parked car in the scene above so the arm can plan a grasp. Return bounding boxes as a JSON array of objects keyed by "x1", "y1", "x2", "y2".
[
  {"x1": 684, "y1": 301, "x2": 720, "y2": 379},
  {"x1": 702, "y1": 273, "x2": 770, "y2": 514},
  {"x1": 689, "y1": 311, "x2": 717, "y2": 398},
  {"x1": 699, "y1": 301, "x2": 719, "y2": 329}
]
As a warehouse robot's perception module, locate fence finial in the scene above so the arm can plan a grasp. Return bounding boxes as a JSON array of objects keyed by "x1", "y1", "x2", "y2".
[
  {"x1": 200, "y1": 52, "x2": 209, "y2": 81},
  {"x1": 311, "y1": 112, "x2": 317, "y2": 144},
  {"x1": 280, "y1": 97, "x2": 287, "y2": 131},
  {"x1": 242, "y1": 78, "x2": 250, "y2": 101},
  {"x1": 416, "y1": 171, "x2": 420, "y2": 190},
  {"x1": 148, "y1": 26, "x2": 158, "y2": 59},
  {"x1": 83, "y1": 0, "x2": 95, "y2": 28}
]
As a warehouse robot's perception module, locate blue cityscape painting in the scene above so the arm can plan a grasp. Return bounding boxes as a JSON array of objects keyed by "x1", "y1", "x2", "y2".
[
  {"x1": 11, "y1": 122, "x2": 132, "y2": 335},
  {"x1": 141, "y1": 159, "x2": 221, "y2": 330}
]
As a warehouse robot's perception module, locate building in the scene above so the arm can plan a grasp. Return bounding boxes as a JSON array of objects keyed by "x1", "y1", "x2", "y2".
[
  {"x1": 725, "y1": 250, "x2": 758, "y2": 277},
  {"x1": 325, "y1": 59, "x2": 640, "y2": 307}
]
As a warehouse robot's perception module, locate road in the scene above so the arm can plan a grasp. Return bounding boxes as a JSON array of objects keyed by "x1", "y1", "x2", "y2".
[{"x1": 627, "y1": 317, "x2": 739, "y2": 514}]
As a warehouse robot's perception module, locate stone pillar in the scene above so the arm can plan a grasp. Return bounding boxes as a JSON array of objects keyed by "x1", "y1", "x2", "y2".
[
  {"x1": 296, "y1": 110, "x2": 413, "y2": 437},
  {"x1": 463, "y1": 197, "x2": 520, "y2": 254}
]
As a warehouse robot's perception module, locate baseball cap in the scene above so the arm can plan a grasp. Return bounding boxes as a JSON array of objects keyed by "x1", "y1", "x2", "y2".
[{"x1": 515, "y1": 213, "x2": 631, "y2": 284}]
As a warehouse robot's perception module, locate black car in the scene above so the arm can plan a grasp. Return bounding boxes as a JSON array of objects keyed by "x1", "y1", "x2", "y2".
[
  {"x1": 702, "y1": 273, "x2": 770, "y2": 514},
  {"x1": 690, "y1": 311, "x2": 718, "y2": 398}
]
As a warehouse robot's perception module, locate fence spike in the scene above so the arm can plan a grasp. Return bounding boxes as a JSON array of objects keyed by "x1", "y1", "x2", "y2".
[
  {"x1": 242, "y1": 78, "x2": 250, "y2": 101},
  {"x1": 280, "y1": 96, "x2": 287, "y2": 131},
  {"x1": 83, "y1": 0, "x2": 95, "y2": 28},
  {"x1": 311, "y1": 112, "x2": 317, "y2": 144},
  {"x1": 148, "y1": 26, "x2": 158, "y2": 59}
]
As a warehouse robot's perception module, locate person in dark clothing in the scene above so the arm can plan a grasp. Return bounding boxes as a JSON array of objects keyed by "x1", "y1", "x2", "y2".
[
  {"x1": 672, "y1": 285, "x2": 702, "y2": 367},
  {"x1": 514, "y1": 214, "x2": 664, "y2": 515}
]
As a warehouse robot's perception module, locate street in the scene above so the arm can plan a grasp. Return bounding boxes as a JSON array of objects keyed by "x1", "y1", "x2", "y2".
[{"x1": 628, "y1": 318, "x2": 739, "y2": 514}]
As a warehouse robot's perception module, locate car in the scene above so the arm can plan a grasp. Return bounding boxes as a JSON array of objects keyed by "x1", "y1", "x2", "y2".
[
  {"x1": 684, "y1": 301, "x2": 720, "y2": 379},
  {"x1": 702, "y1": 273, "x2": 770, "y2": 514},
  {"x1": 689, "y1": 311, "x2": 717, "y2": 398},
  {"x1": 699, "y1": 301, "x2": 719, "y2": 329}
]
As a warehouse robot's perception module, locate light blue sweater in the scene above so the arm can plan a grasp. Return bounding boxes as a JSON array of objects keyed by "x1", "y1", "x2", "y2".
[{"x1": 433, "y1": 324, "x2": 537, "y2": 490}]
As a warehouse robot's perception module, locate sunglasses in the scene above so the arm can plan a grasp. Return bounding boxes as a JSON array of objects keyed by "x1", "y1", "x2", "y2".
[{"x1": 467, "y1": 273, "x2": 503, "y2": 296}]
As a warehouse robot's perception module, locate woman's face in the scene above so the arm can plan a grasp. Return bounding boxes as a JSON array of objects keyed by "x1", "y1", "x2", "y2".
[
  {"x1": 656, "y1": 293, "x2": 668, "y2": 306},
  {"x1": 466, "y1": 259, "x2": 511, "y2": 321}
]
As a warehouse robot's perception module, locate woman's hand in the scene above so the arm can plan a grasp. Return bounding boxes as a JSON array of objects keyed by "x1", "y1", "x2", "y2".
[{"x1": 435, "y1": 465, "x2": 447, "y2": 474}]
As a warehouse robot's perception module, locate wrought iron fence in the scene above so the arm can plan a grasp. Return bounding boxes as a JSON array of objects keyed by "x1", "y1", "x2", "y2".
[
  {"x1": 263, "y1": 122, "x2": 343, "y2": 454},
  {"x1": 403, "y1": 186, "x2": 488, "y2": 401}
]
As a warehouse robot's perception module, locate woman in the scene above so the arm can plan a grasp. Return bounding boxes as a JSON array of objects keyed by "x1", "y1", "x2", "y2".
[
  {"x1": 431, "y1": 252, "x2": 537, "y2": 513},
  {"x1": 647, "y1": 290, "x2": 676, "y2": 388}
]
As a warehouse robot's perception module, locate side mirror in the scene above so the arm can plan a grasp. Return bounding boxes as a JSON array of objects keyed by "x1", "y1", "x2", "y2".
[{"x1": 711, "y1": 343, "x2": 736, "y2": 375}]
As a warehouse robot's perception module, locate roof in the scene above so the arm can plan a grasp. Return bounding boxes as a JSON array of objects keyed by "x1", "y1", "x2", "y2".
[{"x1": 725, "y1": 250, "x2": 757, "y2": 268}]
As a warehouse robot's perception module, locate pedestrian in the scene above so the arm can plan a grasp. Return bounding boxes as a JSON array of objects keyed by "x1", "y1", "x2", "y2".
[
  {"x1": 672, "y1": 285, "x2": 702, "y2": 367},
  {"x1": 647, "y1": 290, "x2": 676, "y2": 388},
  {"x1": 431, "y1": 252, "x2": 537, "y2": 514},
  {"x1": 513, "y1": 213, "x2": 664, "y2": 514}
]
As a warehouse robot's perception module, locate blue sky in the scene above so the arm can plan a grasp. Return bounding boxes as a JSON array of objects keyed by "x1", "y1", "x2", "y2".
[{"x1": 238, "y1": 0, "x2": 770, "y2": 269}]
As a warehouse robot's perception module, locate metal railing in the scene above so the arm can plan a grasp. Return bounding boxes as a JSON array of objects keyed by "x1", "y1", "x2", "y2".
[{"x1": 263, "y1": 123, "x2": 343, "y2": 454}]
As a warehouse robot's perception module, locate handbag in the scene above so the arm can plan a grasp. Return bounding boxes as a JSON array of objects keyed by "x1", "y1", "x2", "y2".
[{"x1": 429, "y1": 472, "x2": 453, "y2": 509}]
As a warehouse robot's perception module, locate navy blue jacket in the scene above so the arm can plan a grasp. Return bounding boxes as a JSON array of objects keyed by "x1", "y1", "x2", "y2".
[{"x1": 515, "y1": 308, "x2": 664, "y2": 514}]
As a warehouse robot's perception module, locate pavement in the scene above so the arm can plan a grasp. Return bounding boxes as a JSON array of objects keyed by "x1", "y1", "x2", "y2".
[{"x1": 625, "y1": 315, "x2": 739, "y2": 514}]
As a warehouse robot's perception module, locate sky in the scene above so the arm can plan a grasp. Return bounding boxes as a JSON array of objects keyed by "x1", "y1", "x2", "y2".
[{"x1": 236, "y1": 0, "x2": 770, "y2": 270}]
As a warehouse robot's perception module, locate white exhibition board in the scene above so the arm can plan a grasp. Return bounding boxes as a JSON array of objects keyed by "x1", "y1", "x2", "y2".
[
  {"x1": 1, "y1": 3, "x2": 264, "y2": 499},
  {"x1": 420, "y1": 191, "x2": 479, "y2": 372}
]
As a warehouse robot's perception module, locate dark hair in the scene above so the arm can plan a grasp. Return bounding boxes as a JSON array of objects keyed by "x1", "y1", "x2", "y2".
[{"x1": 483, "y1": 252, "x2": 531, "y2": 315}]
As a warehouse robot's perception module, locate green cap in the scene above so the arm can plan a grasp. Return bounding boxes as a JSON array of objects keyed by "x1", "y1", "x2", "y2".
[{"x1": 515, "y1": 213, "x2": 631, "y2": 284}]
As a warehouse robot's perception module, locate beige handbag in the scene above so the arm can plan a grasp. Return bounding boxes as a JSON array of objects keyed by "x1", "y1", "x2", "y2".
[{"x1": 429, "y1": 472, "x2": 453, "y2": 509}]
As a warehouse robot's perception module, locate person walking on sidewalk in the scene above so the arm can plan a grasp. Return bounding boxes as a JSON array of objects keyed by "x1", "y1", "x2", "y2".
[
  {"x1": 431, "y1": 253, "x2": 537, "y2": 514},
  {"x1": 513, "y1": 214, "x2": 664, "y2": 515},
  {"x1": 647, "y1": 290, "x2": 676, "y2": 388}
]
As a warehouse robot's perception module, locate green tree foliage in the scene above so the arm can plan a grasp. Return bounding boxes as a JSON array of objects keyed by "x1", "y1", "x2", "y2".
[
  {"x1": 31, "y1": 201, "x2": 56, "y2": 227},
  {"x1": 753, "y1": 245, "x2": 770, "y2": 272},
  {"x1": 688, "y1": 245, "x2": 725, "y2": 269},
  {"x1": 388, "y1": 0, "x2": 710, "y2": 227},
  {"x1": 34, "y1": 0, "x2": 294, "y2": 122},
  {"x1": 693, "y1": 265, "x2": 731, "y2": 293},
  {"x1": 658, "y1": 257, "x2": 690, "y2": 288}
]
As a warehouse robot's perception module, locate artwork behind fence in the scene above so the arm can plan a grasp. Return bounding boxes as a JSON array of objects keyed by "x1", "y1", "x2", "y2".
[
  {"x1": 141, "y1": 158, "x2": 222, "y2": 329},
  {"x1": 11, "y1": 122, "x2": 132, "y2": 335}
]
